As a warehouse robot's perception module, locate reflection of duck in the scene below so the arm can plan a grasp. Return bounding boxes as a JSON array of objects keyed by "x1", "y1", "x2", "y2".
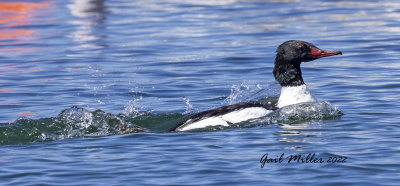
[
  {"x1": 171, "y1": 40, "x2": 342, "y2": 131},
  {"x1": 67, "y1": 0, "x2": 106, "y2": 49},
  {"x1": 67, "y1": 0, "x2": 105, "y2": 20}
]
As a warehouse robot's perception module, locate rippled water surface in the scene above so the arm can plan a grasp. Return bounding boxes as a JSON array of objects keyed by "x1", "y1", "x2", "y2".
[{"x1": 1, "y1": 0, "x2": 400, "y2": 185}]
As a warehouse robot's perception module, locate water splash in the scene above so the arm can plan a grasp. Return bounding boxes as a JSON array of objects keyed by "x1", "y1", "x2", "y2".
[
  {"x1": 224, "y1": 81, "x2": 279, "y2": 105},
  {"x1": 122, "y1": 96, "x2": 144, "y2": 118},
  {"x1": 220, "y1": 82, "x2": 342, "y2": 128},
  {"x1": 0, "y1": 106, "x2": 147, "y2": 145},
  {"x1": 225, "y1": 82, "x2": 251, "y2": 104},
  {"x1": 267, "y1": 102, "x2": 343, "y2": 124},
  {"x1": 182, "y1": 96, "x2": 194, "y2": 114},
  {"x1": 122, "y1": 90, "x2": 151, "y2": 118}
]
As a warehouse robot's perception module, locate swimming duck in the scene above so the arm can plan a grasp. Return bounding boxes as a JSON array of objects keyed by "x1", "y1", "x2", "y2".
[{"x1": 170, "y1": 40, "x2": 342, "y2": 131}]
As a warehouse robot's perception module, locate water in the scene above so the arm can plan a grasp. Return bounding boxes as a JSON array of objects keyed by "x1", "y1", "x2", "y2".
[{"x1": 1, "y1": 0, "x2": 400, "y2": 185}]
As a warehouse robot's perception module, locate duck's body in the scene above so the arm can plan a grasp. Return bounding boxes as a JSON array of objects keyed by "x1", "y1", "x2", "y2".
[
  {"x1": 171, "y1": 40, "x2": 341, "y2": 131},
  {"x1": 171, "y1": 102, "x2": 277, "y2": 131}
]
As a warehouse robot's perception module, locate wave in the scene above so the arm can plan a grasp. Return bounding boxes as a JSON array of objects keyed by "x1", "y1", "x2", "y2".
[
  {"x1": 0, "y1": 106, "x2": 147, "y2": 145},
  {"x1": 0, "y1": 100, "x2": 343, "y2": 145},
  {"x1": 267, "y1": 101, "x2": 343, "y2": 124}
]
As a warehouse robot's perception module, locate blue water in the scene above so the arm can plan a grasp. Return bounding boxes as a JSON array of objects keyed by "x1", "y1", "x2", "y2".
[{"x1": 1, "y1": 0, "x2": 400, "y2": 185}]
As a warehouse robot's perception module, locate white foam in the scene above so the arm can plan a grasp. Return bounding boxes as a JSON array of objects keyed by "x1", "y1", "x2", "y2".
[{"x1": 277, "y1": 84, "x2": 317, "y2": 108}]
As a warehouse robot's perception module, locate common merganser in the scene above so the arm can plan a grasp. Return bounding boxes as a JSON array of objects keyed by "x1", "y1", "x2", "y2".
[{"x1": 170, "y1": 40, "x2": 342, "y2": 131}]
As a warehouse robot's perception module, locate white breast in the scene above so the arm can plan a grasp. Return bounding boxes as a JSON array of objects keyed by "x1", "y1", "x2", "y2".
[
  {"x1": 177, "y1": 107, "x2": 272, "y2": 131},
  {"x1": 277, "y1": 84, "x2": 317, "y2": 108}
]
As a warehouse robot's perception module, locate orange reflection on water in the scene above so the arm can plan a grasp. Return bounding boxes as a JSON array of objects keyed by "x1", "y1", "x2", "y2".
[
  {"x1": 17, "y1": 113, "x2": 35, "y2": 117},
  {"x1": 0, "y1": 61, "x2": 41, "y2": 74},
  {"x1": 0, "y1": 29, "x2": 34, "y2": 40},
  {"x1": 0, "y1": 1, "x2": 54, "y2": 55},
  {"x1": 0, "y1": 2, "x2": 53, "y2": 13},
  {"x1": 0, "y1": 89, "x2": 15, "y2": 92}
]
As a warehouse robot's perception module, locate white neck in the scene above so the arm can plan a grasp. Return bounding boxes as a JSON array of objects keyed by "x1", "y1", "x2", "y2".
[{"x1": 277, "y1": 84, "x2": 317, "y2": 108}]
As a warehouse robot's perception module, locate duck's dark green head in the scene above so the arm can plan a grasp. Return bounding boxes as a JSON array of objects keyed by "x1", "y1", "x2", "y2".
[{"x1": 273, "y1": 40, "x2": 342, "y2": 86}]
